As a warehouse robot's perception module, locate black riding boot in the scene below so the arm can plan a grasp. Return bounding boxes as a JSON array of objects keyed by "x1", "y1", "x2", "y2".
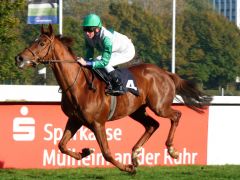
[{"x1": 105, "y1": 70, "x2": 125, "y2": 95}]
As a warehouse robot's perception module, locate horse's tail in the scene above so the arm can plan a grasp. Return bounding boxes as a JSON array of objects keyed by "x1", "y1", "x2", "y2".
[{"x1": 167, "y1": 72, "x2": 212, "y2": 113}]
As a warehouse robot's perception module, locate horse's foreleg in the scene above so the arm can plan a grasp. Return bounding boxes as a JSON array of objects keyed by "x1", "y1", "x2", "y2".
[
  {"x1": 58, "y1": 118, "x2": 94, "y2": 160},
  {"x1": 129, "y1": 107, "x2": 159, "y2": 167},
  {"x1": 164, "y1": 109, "x2": 181, "y2": 159},
  {"x1": 92, "y1": 122, "x2": 136, "y2": 174}
]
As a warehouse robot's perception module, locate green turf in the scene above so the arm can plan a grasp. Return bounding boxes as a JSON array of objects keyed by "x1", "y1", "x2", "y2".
[{"x1": 0, "y1": 166, "x2": 240, "y2": 180}]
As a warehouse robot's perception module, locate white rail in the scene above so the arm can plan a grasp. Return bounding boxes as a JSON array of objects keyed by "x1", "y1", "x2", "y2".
[{"x1": 0, "y1": 85, "x2": 239, "y2": 104}]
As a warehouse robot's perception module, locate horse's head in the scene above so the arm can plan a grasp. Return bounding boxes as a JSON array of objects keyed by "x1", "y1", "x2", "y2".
[{"x1": 15, "y1": 24, "x2": 55, "y2": 69}]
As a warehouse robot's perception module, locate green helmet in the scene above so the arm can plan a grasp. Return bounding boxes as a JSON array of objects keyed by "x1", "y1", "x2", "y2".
[{"x1": 82, "y1": 14, "x2": 102, "y2": 27}]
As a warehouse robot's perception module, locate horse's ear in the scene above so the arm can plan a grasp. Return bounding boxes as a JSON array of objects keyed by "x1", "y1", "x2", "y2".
[
  {"x1": 48, "y1": 24, "x2": 53, "y2": 35},
  {"x1": 41, "y1": 24, "x2": 45, "y2": 34}
]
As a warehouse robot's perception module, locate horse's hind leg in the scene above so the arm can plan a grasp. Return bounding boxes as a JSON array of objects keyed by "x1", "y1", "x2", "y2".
[
  {"x1": 129, "y1": 106, "x2": 160, "y2": 167},
  {"x1": 58, "y1": 118, "x2": 94, "y2": 160},
  {"x1": 92, "y1": 121, "x2": 136, "y2": 174},
  {"x1": 158, "y1": 107, "x2": 181, "y2": 159}
]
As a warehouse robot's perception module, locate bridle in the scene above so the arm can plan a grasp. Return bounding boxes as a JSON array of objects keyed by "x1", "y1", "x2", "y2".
[
  {"x1": 25, "y1": 33, "x2": 96, "y2": 92},
  {"x1": 25, "y1": 34, "x2": 75, "y2": 65},
  {"x1": 24, "y1": 34, "x2": 54, "y2": 66}
]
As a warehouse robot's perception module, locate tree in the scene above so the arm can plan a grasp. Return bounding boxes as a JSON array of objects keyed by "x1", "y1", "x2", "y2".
[
  {"x1": 176, "y1": 1, "x2": 240, "y2": 89},
  {"x1": 108, "y1": 2, "x2": 169, "y2": 67},
  {"x1": 0, "y1": 0, "x2": 35, "y2": 84}
]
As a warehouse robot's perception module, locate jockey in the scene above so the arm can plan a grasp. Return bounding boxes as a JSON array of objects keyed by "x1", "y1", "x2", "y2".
[{"x1": 77, "y1": 13, "x2": 135, "y2": 95}]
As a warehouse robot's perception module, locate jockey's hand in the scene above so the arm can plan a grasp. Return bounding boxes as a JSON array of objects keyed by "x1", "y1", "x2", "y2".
[{"x1": 77, "y1": 57, "x2": 87, "y2": 66}]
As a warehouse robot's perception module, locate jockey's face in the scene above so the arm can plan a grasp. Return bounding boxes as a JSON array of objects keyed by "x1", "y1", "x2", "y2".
[
  {"x1": 83, "y1": 27, "x2": 100, "y2": 39},
  {"x1": 85, "y1": 31, "x2": 95, "y2": 39}
]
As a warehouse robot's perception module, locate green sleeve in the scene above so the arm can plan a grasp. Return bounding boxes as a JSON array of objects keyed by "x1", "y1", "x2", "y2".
[
  {"x1": 85, "y1": 39, "x2": 94, "y2": 59},
  {"x1": 93, "y1": 37, "x2": 112, "y2": 69}
]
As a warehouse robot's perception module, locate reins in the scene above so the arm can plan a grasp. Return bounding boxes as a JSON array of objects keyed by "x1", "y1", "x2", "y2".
[
  {"x1": 58, "y1": 65, "x2": 81, "y2": 93},
  {"x1": 39, "y1": 59, "x2": 77, "y2": 64},
  {"x1": 39, "y1": 59, "x2": 96, "y2": 93}
]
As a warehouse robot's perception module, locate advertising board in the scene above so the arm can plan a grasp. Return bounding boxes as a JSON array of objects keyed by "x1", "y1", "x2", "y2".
[{"x1": 0, "y1": 104, "x2": 209, "y2": 169}]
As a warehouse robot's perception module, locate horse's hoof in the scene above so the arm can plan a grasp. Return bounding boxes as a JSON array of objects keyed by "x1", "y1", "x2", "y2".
[
  {"x1": 125, "y1": 164, "x2": 136, "y2": 175},
  {"x1": 81, "y1": 148, "x2": 95, "y2": 158},
  {"x1": 168, "y1": 146, "x2": 179, "y2": 159},
  {"x1": 132, "y1": 157, "x2": 139, "y2": 167},
  {"x1": 171, "y1": 151, "x2": 179, "y2": 159}
]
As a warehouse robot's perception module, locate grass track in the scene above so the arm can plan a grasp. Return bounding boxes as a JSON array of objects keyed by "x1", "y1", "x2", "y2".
[{"x1": 1, "y1": 165, "x2": 240, "y2": 180}]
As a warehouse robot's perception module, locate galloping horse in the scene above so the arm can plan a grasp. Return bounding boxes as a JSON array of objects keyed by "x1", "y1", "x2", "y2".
[{"x1": 15, "y1": 25, "x2": 212, "y2": 173}]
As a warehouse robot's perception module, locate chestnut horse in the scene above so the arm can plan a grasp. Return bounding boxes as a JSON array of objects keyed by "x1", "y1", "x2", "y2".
[{"x1": 15, "y1": 25, "x2": 212, "y2": 173}]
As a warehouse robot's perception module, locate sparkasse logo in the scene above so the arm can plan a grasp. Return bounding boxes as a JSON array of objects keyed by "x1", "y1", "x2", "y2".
[{"x1": 13, "y1": 106, "x2": 35, "y2": 141}]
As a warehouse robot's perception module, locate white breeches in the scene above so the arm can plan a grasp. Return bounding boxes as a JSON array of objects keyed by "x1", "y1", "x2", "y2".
[{"x1": 96, "y1": 41, "x2": 135, "y2": 73}]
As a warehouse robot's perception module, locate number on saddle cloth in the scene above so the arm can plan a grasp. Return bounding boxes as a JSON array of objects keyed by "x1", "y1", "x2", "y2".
[{"x1": 93, "y1": 68, "x2": 139, "y2": 96}]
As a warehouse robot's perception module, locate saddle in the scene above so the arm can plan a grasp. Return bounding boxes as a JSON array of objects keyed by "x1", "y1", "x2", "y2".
[{"x1": 93, "y1": 68, "x2": 139, "y2": 96}]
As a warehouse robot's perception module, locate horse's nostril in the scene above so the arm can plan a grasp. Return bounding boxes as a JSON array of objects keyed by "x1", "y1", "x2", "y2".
[{"x1": 15, "y1": 55, "x2": 23, "y2": 62}]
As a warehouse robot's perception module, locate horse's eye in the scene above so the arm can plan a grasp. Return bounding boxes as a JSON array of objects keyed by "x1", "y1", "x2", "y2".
[{"x1": 40, "y1": 42, "x2": 45, "y2": 46}]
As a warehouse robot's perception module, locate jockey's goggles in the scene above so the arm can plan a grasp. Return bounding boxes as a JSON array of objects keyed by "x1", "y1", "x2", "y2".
[{"x1": 83, "y1": 27, "x2": 96, "y2": 32}]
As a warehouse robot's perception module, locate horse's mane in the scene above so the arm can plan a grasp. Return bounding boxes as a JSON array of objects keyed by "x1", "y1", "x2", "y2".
[{"x1": 55, "y1": 35, "x2": 77, "y2": 59}]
